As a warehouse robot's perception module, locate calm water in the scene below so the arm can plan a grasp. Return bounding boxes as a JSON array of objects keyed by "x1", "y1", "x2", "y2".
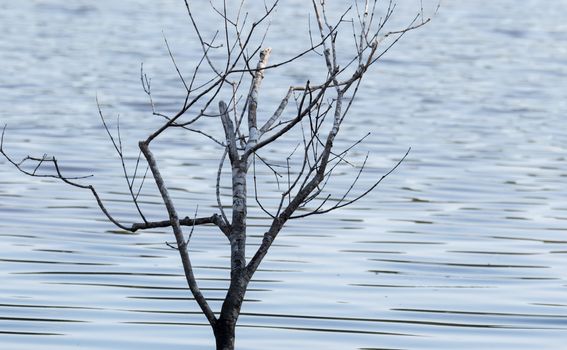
[{"x1": 1, "y1": 1, "x2": 567, "y2": 349}]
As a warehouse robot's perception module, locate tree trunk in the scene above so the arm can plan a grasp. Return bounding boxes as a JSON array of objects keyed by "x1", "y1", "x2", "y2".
[
  {"x1": 214, "y1": 273, "x2": 249, "y2": 350},
  {"x1": 214, "y1": 318, "x2": 236, "y2": 350}
]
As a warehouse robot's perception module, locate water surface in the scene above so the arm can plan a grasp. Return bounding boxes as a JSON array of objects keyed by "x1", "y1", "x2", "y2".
[{"x1": 1, "y1": 1, "x2": 566, "y2": 349}]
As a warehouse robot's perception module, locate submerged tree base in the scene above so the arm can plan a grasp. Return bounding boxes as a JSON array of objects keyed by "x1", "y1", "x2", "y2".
[{"x1": 214, "y1": 318, "x2": 236, "y2": 350}]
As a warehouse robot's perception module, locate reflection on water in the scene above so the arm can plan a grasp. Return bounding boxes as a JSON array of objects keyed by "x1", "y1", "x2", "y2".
[{"x1": 1, "y1": 0, "x2": 567, "y2": 349}]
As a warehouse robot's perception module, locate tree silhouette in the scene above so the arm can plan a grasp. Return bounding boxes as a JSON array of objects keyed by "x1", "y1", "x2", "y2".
[{"x1": 1, "y1": 1, "x2": 433, "y2": 349}]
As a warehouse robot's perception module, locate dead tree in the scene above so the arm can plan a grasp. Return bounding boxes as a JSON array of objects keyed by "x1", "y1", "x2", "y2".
[{"x1": 1, "y1": 1, "x2": 433, "y2": 349}]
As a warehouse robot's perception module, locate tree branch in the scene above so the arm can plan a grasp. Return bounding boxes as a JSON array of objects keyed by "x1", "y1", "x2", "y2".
[
  {"x1": 245, "y1": 47, "x2": 271, "y2": 154},
  {"x1": 219, "y1": 100, "x2": 240, "y2": 164},
  {"x1": 139, "y1": 140, "x2": 217, "y2": 326},
  {"x1": 131, "y1": 213, "x2": 230, "y2": 236}
]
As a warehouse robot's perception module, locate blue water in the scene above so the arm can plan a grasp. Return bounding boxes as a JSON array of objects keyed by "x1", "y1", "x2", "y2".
[{"x1": 1, "y1": 1, "x2": 566, "y2": 349}]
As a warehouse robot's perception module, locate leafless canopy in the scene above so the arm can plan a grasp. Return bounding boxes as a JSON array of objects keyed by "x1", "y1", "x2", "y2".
[{"x1": 2, "y1": 1, "x2": 433, "y2": 348}]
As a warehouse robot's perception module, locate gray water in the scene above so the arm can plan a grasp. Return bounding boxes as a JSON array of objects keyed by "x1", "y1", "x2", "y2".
[{"x1": 1, "y1": 1, "x2": 567, "y2": 349}]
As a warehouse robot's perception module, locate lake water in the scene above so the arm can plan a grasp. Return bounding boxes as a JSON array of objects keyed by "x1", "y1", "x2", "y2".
[{"x1": 1, "y1": 1, "x2": 566, "y2": 349}]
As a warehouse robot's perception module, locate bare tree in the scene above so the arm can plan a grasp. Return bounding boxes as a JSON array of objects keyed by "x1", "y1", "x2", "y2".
[{"x1": 1, "y1": 1, "x2": 434, "y2": 349}]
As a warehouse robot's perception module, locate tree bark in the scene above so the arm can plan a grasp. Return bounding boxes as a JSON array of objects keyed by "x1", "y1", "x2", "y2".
[
  {"x1": 214, "y1": 266, "x2": 249, "y2": 350},
  {"x1": 214, "y1": 317, "x2": 236, "y2": 350}
]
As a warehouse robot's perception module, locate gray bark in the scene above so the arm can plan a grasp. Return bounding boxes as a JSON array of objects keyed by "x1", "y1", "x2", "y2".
[
  {"x1": 214, "y1": 317, "x2": 236, "y2": 350},
  {"x1": 139, "y1": 141, "x2": 217, "y2": 326}
]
